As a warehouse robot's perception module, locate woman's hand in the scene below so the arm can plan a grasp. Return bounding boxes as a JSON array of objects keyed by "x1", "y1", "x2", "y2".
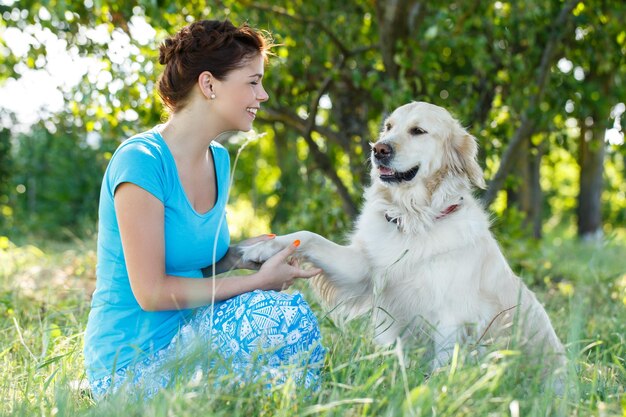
[{"x1": 254, "y1": 240, "x2": 322, "y2": 291}]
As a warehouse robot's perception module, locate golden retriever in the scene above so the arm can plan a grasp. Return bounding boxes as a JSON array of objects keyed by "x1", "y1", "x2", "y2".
[{"x1": 241, "y1": 101, "x2": 565, "y2": 385}]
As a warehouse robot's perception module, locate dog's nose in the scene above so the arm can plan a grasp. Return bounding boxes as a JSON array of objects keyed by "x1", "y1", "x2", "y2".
[{"x1": 373, "y1": 142, "x2": 393, "y2": 160}]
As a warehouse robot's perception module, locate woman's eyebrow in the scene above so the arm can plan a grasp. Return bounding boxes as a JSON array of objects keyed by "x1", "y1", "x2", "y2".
[{"x1": 249, "y1": 73, "x2": 263, "y2": 79}]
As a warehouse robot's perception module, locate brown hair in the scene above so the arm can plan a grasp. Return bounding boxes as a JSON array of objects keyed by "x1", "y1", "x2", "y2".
[{"x1": 157, "y1": 19, "x2": 273, "y2": 112}]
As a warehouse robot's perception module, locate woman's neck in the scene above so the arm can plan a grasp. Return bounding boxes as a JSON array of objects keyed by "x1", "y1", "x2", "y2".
[{"x1": 159, "y1": 106, "x2": 226, "y2": 163}]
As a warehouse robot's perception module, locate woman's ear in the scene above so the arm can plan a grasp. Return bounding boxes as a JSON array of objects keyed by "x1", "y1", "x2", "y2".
[
  {"x1": 198, "y1": 71, "x2": 215, "y2": 100},
  {"x1": 445, "y1": 127, "x2": 486, "y2": 189}
]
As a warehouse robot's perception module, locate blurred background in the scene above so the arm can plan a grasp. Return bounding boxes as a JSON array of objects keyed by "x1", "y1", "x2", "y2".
[{"x1": 0, "y1": 0, "x2": 624, "y2": 244}]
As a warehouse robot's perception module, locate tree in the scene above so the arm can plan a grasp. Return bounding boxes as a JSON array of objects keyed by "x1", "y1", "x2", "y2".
[
  {"x1": 1, "y1": 0, "x2": 625, "y2": 240},
  {"x1": 481, "y1": 0, "x2": 579, "y2": 208},
  {"x1": 567, "y1": 1, "x2": 626, "y2": 239}
]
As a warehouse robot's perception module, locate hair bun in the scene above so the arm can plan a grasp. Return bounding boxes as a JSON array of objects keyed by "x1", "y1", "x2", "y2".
[
  {"x1": 195, "y1": 20, "x2": 236, "y2": 51},
  {"x1": 158, "y1": 37, "x2": 176, "y2": 65},
  {"x1": 159, "y1": 21, "x2": 235, "y2": 66}
]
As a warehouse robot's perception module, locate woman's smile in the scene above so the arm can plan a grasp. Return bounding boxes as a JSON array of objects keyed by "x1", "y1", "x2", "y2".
[{"x1": 246, "y1": 107, "x2": 258, "y2": 119}]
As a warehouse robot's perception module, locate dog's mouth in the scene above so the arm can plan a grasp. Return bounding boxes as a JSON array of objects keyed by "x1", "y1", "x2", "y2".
[{"x1": 377, "y1": 164, "x2": 420, "y2": 183}]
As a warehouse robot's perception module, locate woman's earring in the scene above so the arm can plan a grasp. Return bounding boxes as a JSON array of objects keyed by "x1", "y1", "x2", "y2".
[{"x1": 210, "y1": 93, "x2": 216, "y2": 100}]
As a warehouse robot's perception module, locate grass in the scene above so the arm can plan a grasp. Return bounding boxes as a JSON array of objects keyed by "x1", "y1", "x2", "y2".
[{"x1": 0, "y1": 232, "x2": 625, "y2": 416}]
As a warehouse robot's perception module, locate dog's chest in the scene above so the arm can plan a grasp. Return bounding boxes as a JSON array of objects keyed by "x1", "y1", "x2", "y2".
[
  {"x1": 363, "y1": 215, "x2": 471, "y2": 271},
  {"x1": 362, "y1": 222, "x2": 489, "y2": 320}
]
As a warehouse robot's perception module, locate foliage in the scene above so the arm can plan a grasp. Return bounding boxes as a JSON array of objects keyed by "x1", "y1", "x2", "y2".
[
  {"x1": 0, "y1": 0, "x2": 625, "y2": 240},
  {"x1": 4, "y1": 123, "x2": 108, "y2": 238}
]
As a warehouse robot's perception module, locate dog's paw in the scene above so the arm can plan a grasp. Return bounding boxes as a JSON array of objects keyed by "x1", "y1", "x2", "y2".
[{"x1": 240, "y1": 239, "x2": 287, "y2": 263}]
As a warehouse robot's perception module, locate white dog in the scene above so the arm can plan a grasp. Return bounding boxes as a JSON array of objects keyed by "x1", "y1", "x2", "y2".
[{"x1": 242, "y1": 102, "x2": 565, "y2": 377}]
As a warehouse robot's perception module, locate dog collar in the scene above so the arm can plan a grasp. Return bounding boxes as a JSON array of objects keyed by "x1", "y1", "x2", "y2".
[
  {"x1": 435, "y1": 203, "x2": 461, "y2": 220},
  {"x1": 385, "y1": 198, "x2": 463, "y2": 227}
]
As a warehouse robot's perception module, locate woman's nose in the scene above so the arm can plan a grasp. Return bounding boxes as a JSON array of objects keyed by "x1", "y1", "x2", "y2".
[{"x1": 258, "y1": 86, "x2": 269, "y2": 102}]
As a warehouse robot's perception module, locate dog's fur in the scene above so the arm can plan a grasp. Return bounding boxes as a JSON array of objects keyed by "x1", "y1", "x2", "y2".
[{"x1": 242, "y1": 102, "x2": 565, "y2": 377}]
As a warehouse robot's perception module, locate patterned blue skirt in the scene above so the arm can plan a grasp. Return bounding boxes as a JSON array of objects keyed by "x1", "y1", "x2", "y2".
[{"x1": 89, "y1": 290, "x2": 326, "y2": 399}]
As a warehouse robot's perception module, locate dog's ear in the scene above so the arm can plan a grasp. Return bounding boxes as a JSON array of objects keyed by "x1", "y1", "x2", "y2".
[{"x1": 445, "y1": 127, "x2": 486, "y2": 189}]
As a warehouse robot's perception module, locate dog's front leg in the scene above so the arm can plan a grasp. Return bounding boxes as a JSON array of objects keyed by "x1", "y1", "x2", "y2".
[
  {"x1": 242, "y1": 231, "x2": 370, "y2": 286},
  {"x1": 241, "y1": 231, "x2": 373, "y2": 315},
  {"x1": 292, "y1": 232, "x2": 371, "y2": 287},
  {"x1": 432, "y1": 323, "x2": 465, "y2": 371}
]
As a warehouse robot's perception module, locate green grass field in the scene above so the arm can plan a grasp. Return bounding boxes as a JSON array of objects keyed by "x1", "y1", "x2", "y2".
[{"x1": 1, "y1": 232, "x2": 625, "y2": 416}]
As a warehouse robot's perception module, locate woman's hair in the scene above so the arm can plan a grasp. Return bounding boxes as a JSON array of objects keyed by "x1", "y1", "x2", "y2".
[{"x1": 157, "y1": 19, "x2": 273, "y2": 112}]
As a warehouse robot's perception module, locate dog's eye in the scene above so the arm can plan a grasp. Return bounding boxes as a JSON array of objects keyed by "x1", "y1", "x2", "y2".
[
  {"x1": 385, "y1": 123, "x2": 392, "y2": 131},
  {"x1": 409, "y1": 126, "x2": 427, "y2": 136}
]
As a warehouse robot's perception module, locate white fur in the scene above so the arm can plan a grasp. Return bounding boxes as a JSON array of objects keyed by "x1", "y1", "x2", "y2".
[{"x1": 242, "y1": 102, "x2": 565, "y2": 380}]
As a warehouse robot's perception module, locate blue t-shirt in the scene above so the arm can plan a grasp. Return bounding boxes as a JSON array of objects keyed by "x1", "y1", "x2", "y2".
[{"x1": 84, "y1": 126, "x2": 231, "y2": 381}]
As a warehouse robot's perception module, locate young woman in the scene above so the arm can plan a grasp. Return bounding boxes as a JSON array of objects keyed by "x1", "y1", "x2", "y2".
[{"x1": 84, "y1": 19, "x2": 325, "y2": 399}]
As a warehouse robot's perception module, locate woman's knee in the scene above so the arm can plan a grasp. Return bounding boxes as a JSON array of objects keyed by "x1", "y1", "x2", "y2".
[{"x1": 193, "y1": 290, "x2": 324, "y2": 357}]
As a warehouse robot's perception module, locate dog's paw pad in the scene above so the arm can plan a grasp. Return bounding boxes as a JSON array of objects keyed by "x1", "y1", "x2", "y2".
[{"x1": 240, "y1": 240, "x2": 283, "y2": 263}]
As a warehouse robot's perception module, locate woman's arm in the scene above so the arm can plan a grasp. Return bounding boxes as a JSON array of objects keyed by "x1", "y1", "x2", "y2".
[{"x1": 115, "y1": 182, "x2": 320, "y2": 311}]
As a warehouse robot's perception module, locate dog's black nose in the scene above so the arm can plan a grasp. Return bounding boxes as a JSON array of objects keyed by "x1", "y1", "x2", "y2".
[{"x1": 373, "y1": 142, "x2": 393, "y2": 161}]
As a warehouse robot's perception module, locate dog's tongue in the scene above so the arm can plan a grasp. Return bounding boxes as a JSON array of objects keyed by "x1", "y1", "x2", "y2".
[{"x1": 379, "y1": 166, "x2": 395, "y2": 176}]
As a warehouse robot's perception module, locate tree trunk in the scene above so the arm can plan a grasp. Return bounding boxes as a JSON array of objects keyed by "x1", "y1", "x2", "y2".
[
  {"x1": 529, "y1": 141, "x2": 546, "y2": 239},
  {"x1": 577, "y1": 123, "x2": 605, "y2": 240},
  {"x1": 374, "y1": 0, "x2": 424, "y2": 79},
  {"x1": 504, "y1": 140, "x2": 529, "y2": 212},
  {"x1": 0, "y1": 129, "x2": 10, "y2": 199},
  {"x1": 506, "y1": 137, "x2": 544, "y2": 239},
  {"x1": 518, "y1": 138, "x2": 533, "y2": 217}
]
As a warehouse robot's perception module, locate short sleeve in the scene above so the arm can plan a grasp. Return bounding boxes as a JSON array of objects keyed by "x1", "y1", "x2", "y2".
[{"x1": 106, "y1": 139, "x2": 167, "y2": 203}]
